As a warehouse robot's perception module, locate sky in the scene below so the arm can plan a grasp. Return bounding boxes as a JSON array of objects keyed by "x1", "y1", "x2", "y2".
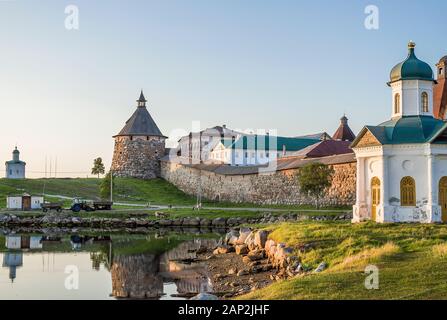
[{"x1": 1, "y1": 0, "x2": 447, "y2": 178}]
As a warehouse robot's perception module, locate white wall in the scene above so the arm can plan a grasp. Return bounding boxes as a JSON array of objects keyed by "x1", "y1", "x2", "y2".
[{"x1": 391, "y1": 80, "x2": 434, "y2": 118}]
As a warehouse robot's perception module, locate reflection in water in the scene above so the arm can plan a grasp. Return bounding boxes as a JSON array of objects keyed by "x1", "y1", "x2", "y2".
[{"x1": 0, "y1": 232, "x2": 219, "y2": 300}]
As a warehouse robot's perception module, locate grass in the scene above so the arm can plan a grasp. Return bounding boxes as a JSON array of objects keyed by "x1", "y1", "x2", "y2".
[
  {"x1": 240, "y1": 221, "x2": 447, "y2": 300},
  {"x1": 0, "y1": 178, "x2": 351, "y2": 211}
]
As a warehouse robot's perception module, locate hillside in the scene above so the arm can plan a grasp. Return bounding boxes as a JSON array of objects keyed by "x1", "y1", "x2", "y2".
[
  {"x1": 240, "y1": 221, "x2": 447, "y2": 300},
  {"x1": 0, "y1": 178, "x2": 196, "y2": 208}
]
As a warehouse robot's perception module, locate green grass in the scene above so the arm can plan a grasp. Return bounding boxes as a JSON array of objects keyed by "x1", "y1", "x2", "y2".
[
  {"x1": 0, "y1": 178, "x2": 197, "y2": 207},
  {"x1": 0, "y1": 177, "x2": 352, "y2": 212},
  {"x1": 241, "y1": 221, "x2": 447, "y2": 300}
]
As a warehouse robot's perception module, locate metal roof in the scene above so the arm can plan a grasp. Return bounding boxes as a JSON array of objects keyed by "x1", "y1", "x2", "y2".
[
  {"x1": 352, "y1": 115, "x2": 447, "y2": 146},
  {"x1": 162, "y1": 153, "x2": 356, "y2": 176}
]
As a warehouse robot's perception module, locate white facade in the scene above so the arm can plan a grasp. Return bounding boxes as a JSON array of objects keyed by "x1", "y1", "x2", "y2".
[
  {"x1": 352, "y1": 42, "x2": 447, "y2": 223},
  {"x1": 7, "y1": 196, "x2": 44, "y2": 210},
  {"x1": 5, "y1": 147, "x2": 26, "y2": 179},
  {"x1": 352, "y1": 144, "x2": 447, "y2": 223}
]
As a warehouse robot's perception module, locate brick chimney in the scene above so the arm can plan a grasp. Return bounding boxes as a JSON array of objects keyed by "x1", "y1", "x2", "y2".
[{"x1": 433, "y1": 56, "x2": 447, "y2": 120}]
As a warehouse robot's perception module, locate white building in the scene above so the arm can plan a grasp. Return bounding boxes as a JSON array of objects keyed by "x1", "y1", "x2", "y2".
[
  {"x1": 352, "y1": 41, "x2": 447, "y2": 223},
  {"x1": 5, "y1": 147, "x2": 26, "y2": 179},
  {"x1": 178, "y1": 125, "x2": 243, "y2": 163},
  {"x1": 7, "y1": 194, "x2": 44, "y2": 210},
  {"x1": 209, "y1": 134, "x2": 322, "y2": 166}
]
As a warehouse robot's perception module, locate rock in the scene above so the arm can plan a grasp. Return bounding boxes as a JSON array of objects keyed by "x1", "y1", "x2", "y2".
[
  {"x1": 314, "y1": 262, "x2": 327, "y2": 273},
  {"x1": 262, "y1": 264, "x2": 273, "y2": 272},
  {"x1": 244, "y1": 232, "x2": 257, "y2": 251},
  {"x1": 247, "y1": 249, "x2": 265, "y2": 261},
  {"x1": 227, "y1": 218, "x2": 240, "y2": 226},
  {"x1": 212, "y1": 217, "x2": 227, "y2": 226},
  {"x1": 190, "y1": 293, "x2": 219, "y2": 300},
  {"x1": 254, "y1": 230, "x2": 269, "y2": 249},
  {"x1": 237, "y1": 269, "x2": 249, "y2": 277},
  {"x1": 236, "y1": 227, "x2": 252, "y2": 244},
  {"x1": 172, "y1": 218, "x2": 184, "y2": 226},
  {"x1": 228, "y1": 268, "x2": 237, "y2": 275},
  {"x1": 242, "y1": 256, "x2": 252, "y2": 265},
  {"x1": 235, "y1": 244, "x2": 249, "y2": 255},
  {"x1": 200, "y1": 218, "x2": 211, "y2": 226},
  {"x1": 225, "y1": 230, "x2": 240, "y2": 245},
  {"x1": 183, "y1": 217, "x2": 201, "y2": 226},
  {"x1": 213, "y1": 245, "x2": 234, "y2": 255},
  {"x1": 158, "y1": 219, "x2": 172, "y2": 226}
]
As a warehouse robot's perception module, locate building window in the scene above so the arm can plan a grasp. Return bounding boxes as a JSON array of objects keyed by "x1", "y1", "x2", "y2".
[
  {"x1": 266, "y1": 152, "x2": 269, "y2": 158},
  {"x1": 421, "y1": 92, "x2": 429, "y2": 112},
  {"x1": 394, "y1": 93, "x2": 400, "y2": 114},
  {"x1": 400, "y1": 176, "x2": 416, "y2": 206},
  {"x1": 245, "y1": 152, "x2": 248, "y2": 158}
]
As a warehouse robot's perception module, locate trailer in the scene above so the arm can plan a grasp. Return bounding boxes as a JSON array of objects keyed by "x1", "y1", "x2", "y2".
[
  {"x1": 41, "y1": 202, "x2": 63, "y2": 213},
  {"x1": 93, "y1": 201, "x2": 113, "y2": 211}
]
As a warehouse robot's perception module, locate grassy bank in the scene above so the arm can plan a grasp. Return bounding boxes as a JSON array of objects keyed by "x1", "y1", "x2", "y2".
[
  {"x1": 0, "y1": 178, "x2": 350, "y2": 211},
  {"x1": 0, "y1": 178, "x2": 197, "y2": 207},
  {"x1": 241, "y1": 221, "x2": 447, "y2": 300}
]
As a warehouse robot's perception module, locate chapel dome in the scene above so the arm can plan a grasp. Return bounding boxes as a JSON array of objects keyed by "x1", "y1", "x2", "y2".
[{"x1": 389, "y1": 41, "x2": 434, "y2": 83}]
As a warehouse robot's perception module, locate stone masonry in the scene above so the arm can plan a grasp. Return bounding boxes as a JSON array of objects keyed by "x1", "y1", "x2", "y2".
[
  {"x1": 161, "y1": 159, "x2": 356, "y2": 206},
  {"x1": 111, "y1": 136, "x2": 165, "y2": 179}
]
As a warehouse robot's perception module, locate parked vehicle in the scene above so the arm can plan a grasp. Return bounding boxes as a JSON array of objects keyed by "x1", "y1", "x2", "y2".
[
  {"x1": 41, "y1": 202, "x2": 63, "y2": 213},
  {"x1": 70, "y1": 198, "x2": 113, "y2": 213}
]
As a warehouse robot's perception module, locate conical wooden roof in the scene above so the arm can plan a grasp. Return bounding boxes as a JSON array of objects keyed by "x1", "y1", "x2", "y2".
[{"x1": 114, "y1": 91, "x2": 166, "y2": 138}]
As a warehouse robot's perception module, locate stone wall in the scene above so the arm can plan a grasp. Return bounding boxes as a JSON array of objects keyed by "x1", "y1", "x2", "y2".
[
  {"x1": 161, "y1": 160, "x2": 356, "y2": 206},
  {"x1": 111, "y1": 136, "x2": 165, "y2": 179}
]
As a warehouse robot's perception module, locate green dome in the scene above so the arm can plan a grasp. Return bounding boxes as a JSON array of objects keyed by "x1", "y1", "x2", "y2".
[{"x1": 389, "y1": 42, "x2": 434, "y2": 83}]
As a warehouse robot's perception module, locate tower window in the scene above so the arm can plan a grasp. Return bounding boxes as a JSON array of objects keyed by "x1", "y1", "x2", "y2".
[
  {"x1": 421, "y1": 92, "x2": 429, "y2": 112},
  {"x1": 439, "y1": 68, "x2": 444, "y2": 76},
  {"x1": 394, "y1": 93, "x2": 400, "y2": 114}
]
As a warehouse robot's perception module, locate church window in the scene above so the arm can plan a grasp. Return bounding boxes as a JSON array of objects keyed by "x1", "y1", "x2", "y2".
[
  {"x1": 394, "y1": 93, "x2": 400, "y2": 114},
  {"x1": 400, "y1": 176, "x2": 416, "y2": 206},
  {"x1": 421, "y1": 92, "x2": 429, "y2": 112}
]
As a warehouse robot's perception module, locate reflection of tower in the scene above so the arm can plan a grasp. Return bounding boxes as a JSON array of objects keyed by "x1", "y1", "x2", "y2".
[
  {"x1": 110, "y1": 254, "x2": 164, "y2": 299},
  {"x1": 2, "y1": 252, "x2": 23, "y2": 283}
]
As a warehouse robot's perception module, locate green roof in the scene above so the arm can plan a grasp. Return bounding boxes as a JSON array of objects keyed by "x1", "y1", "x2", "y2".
[
  {"x1": 355, "y1": 116, "x2": 447, "y2": 145},
  {"x1": 229, "y1": 135, "x2": 320, "y2": 152},
  {"x1": 5, "y1": 160, "x2": 26, "y2": 165},
  {"x1": 389, "y1": 42, "x2": 434, "y2": 84}
]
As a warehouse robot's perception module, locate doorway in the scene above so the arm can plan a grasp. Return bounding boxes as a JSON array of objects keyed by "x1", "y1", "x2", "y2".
[
  {"x1": 439, "y1": 177, "x2": 447, "y2": 222},
  {"x1": 371, "y1": 177, "x2": 381, "y2": 221}
]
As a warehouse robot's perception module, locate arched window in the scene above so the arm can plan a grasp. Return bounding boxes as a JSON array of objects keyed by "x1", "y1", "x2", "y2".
[
  {"x1": 421, "y1": 92, "x2": 429, "y2": 113},
  {"x1": 394, "y1": 93, "x2": 400, "y2": 114},
  {"x1": 400, "y1": 176, "x2": 416, "y2": 206}
]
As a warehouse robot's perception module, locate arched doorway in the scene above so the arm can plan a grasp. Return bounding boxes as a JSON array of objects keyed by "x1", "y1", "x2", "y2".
[
  {"x1": 439, "y1": 177, "x2": 447, "y2": 222},
  {"x1": 371, "y1": 177, "x2": 381, "y2": 221}
]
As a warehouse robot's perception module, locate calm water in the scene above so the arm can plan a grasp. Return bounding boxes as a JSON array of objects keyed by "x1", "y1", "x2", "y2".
[{"x1": 0, "y1": 230, "x2": 221, "y2": 300}]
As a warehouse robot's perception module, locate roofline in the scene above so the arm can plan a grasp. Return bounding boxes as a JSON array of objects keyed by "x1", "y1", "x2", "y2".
[
  {"x1": 387, "y1": 78, "x2": 437, "y2": 86},
  {"x1": 350, "y1": 126, "x2": 374, "y2": 148},
  {"x1": 428, "y1": 121, "x2": 447, "y2": 143},
  {"x1": 113, "y1": 134, "x2": 168, "y2": 139}
]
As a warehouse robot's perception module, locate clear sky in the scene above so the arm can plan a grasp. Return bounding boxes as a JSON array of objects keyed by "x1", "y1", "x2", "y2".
[{"x1": 1, "y1": 0, "x2": 447, "y2": 178}]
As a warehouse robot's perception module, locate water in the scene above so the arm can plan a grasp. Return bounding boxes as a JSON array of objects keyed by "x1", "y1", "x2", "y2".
[{"x1": 0, "y1": 229, "x2": 221, "y2": 300}]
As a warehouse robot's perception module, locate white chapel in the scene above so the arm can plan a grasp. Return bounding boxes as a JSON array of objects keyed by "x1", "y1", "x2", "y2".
[{"x1": 352, "y1": 41, "x2": 447, "y2": 223}]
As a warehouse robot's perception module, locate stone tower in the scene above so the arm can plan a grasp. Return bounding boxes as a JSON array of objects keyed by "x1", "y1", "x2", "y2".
[
  {"x1": 332, "y1": 115, "x2": 356, "y2": 142},
  {"x1": 111, "y1": 91, "x2": 166, "y2": 179},
  {"x1": 433, "y1": 56, "x2": 447, "y2": 120}
]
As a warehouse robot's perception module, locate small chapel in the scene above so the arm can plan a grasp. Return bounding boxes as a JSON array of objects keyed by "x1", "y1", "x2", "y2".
[{"x1": 352, "y1": 41, "x2": 447, "y2": 223}]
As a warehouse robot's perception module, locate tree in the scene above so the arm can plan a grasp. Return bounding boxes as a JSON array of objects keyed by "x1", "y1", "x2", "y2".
[
  {"x1": 91, "y1": 157, "x2": 105, "y2": 178},
  {"x1": 297, "y1": 162, "x2": 334, "y2": 209},
  {"x1": 100, "y1": 171, "x2": 115, "y2": 200}
]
